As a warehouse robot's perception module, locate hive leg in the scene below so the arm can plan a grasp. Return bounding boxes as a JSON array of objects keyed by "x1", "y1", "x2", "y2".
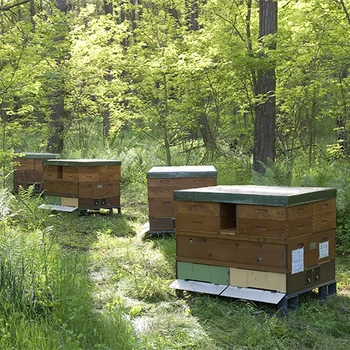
[
  {"x1": 277, "y1": 297, "x2": 288, "y2": 316},
  {"x1": 319, "y1": 285, "x2": 328, "y2": 300},
  {"x1": 328, "y1": 282, "x2": 337, "y2": 296},
  {"x1": 289, "y1": 296, "x2": 299, "y2": 311}
]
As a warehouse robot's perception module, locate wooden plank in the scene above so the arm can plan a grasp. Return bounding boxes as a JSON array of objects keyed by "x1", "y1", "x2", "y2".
[
  {"x1": 99, "y1": 165, "x2": 121, "y2": 174},
  {"x1": 100, "y1": 165, "x2": 121, "y2": 181},
  {"x1": 44, "y1": 166, "x2": 62, "y2": 181},
  {"x1": 149, "y1": 217, "x2": 175, "y2": 231},
  {"x1": 148, "y1": 186, "x2": 178, "y2": 199},
  {"x1": 78, "y1": 181, "x2": 120, "y2": 198},
  {"x1": 148, "y1": 177, "x2": 216, "y2": 189},
  {"x1": 176, "y1": 229, "x2": 287, "y2": 244},
  {"x1": 175, "y1": 201, "x2": 235, "y2": 217},
  {"x1": 78, "y1": 172, "x2": 100, "y2": 182},
  {"x1": 44, "y1": 195, "x2": 61, "y2": 205},
  {"x1": 237, "y1": 207, "x2": 312, "y2": 238},
  {"x1": 176, "y1": 257, "x2": 288, "y2": 274},
  {"x1": 78, "y1": 196, "x2": 120, "y2": 209},
  {"x1": 313, "y1": 199, "x2": 336, "y2": 215},
  {"x1": 176, "y1": 235, "x2": 287, "y2": 271},
  {"x1": 148, "y1": 198, "x2": 175, "y2": 217},
  {"x1": 176, "y1": 213, "x2": 234, "y2": 233},
  {"x1": 14, "y1": 170, "x2": 43, "y2": 182},
  {"x1": 287, "y1": 230, "x2": 336, "y2": 271},
  {"x1": 313, "y1": 211, "x2": 336, "y2": 233},
  {"x1": 237, "y1": 204, "x2": 286, "y2": 221},
  {"x1": 286, "y1": 259, "x2": 335, "y2": 294},
  {"x1": 305, "y1": 230, "x2": 336, "y2": 267},
  {"x1": 14, "y1": 158, "x2": 35, "y2": 170},
  {"x1": 34, "y1": 158, "x2": 44, "y2": 171},
  {"x1": 288, "y1": 203, "x2": 313, "y2": 220},
  {"x1": 230, "y1": 267, "x2": 287, "y2": 293},
  {"x1": 237, "y1": 218, "x2": 286, "y2": 238},
  {"x1": 61, "y1": 197, "x2": 79, "y2": 207},
  {"x1": 177, "y1": 261, "x2": 229, "y2": 285},
  {"x1": 62, "y1": 167, "x2": 79, "y2": 181},
  {"x1": 42, "y1": 180, "x2": 79, "y2": 197},
  {"x1": 287, "y1": 217, "x2": 312, "y2": 238}
]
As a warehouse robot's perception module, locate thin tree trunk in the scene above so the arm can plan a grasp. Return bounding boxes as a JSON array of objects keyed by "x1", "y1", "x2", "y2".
[
  {"x1": 253, "y1": 0, "x2": 277, "y2": 174},
  {"x1": 47, "y1": 0, "x2": 67, "y2": 154},
  {"x1": 162, "y1": 73, "x2": 172, "y2": 165}
]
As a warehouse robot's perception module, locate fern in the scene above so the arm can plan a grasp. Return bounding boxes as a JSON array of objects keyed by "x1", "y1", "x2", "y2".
[
  {"x1": 0, "y1": 189, "x2": 16, "y2": 224},
  {"x1": 251, "y1": 158, "x2": 292, "y2": 187}
]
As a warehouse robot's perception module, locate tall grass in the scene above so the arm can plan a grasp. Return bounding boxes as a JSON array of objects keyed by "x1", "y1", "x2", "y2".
[{"x1": 0, "y1": 189, "x2": 138, "y2": 350}]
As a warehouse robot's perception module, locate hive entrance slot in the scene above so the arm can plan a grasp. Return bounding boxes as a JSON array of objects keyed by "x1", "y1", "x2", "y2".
[
  {"x1": 57, "y1": 166, "x2": 63, "y2": 180},
  {"x1": 219, "y1": 203, "x2": 236, "y2": 235}
]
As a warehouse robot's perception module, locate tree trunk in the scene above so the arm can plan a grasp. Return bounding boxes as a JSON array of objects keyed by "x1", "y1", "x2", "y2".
[
  {"x1": 47, "y1": 93, "x2": 65, "y2": 153},
  {"x1": 186, "y1": 0, "x2": 199, "y2": 30},
  {"x1": 186, "y1": 0, "x2": 216, "y2": 155},
  {"x1": 47, "y1": 0, "x2": 67, "y2": 154},
  {"x1": 162, "y1": 73, "x2": 172, "y2": 166},
  {"x1": 253, "y1": 0, "x2": 277, "y2": 174},
  {"x1": 102, "y1": 0, "x2": 113, "y2": 138}
]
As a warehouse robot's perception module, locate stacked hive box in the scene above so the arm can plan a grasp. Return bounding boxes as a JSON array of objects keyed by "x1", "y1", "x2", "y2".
[
  {"x1": 13, "y1": 153, "x2": 60, "y2": 193},
  {"x1": 173, "y1": 185, "x2": 336, "y2": 298},
  {"x1": 147, "y1": 166, "x2": 217, "y2": 233},
  {"x1": 42, "y1": 159, "x2": 121, "y2": 212}
]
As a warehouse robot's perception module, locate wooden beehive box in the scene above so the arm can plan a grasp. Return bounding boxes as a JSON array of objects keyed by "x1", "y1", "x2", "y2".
[
  {"x1": 13, "y1": 152, "x2": 61, "y2": 193},
  {"x1": 42, "y1": 159, "x2": 121, "y2": 212},
  {"x1": 147, "y1": 166, "x2": 217, "y2": 233},
  {"x1": 173, "y1": 185, "x2": 337, "y2": 296}
]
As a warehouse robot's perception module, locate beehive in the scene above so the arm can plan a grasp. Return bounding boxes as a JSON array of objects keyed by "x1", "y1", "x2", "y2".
[
  {"x1": 42, "y1": 159, "x2": 121, "y2": 212},
  {"x1": 172, "y1": 185, "x2": 337, "y2": 301},
  {"x1": 13, "y1": 152, "x2": 60, "y2": 193},
  {"x1": 147, "y1": 166, "x2": 217, "y2": 233}
]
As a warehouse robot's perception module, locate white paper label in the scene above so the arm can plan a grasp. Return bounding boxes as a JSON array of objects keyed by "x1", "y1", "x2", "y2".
[
  {"x1": 291, "y1": 247, "x2": 304, "y2": 274},
  {"x1": 319, "y1": 241, "x2": 329, "y2": 259}
]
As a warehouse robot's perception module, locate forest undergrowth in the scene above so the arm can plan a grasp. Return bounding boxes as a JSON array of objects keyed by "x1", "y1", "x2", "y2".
[{"x1": 1, "y1": 149, "x2": 350, "y2": 349}]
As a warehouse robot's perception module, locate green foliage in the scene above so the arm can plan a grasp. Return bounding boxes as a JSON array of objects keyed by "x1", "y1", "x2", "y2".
[
  {"x1": 336, "y1": 210, "x2": 350, "y2": 255},
  {"x1": 251, "y1": 158, "x2": 293, "y2": 187}
]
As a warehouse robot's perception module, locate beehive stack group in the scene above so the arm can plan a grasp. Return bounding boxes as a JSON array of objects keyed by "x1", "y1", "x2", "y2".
[
  {"x1": 13, "y1": 155, "x2": 337, "y2": 303},
  {"x1": 174, "y1": 185, "x2": 336, "y2": 296},
  {"x1": 42, "y1": 159, "x2": 121, "y2": 212},
  {"x1": 147, "y1": 166, "x2": 217, "y2": 233}
]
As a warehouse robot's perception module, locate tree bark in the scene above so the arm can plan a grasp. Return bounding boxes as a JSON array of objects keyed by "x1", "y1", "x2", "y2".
[
  {"x1": 46, "y1": 0, "x2": 67, "y2": 154},
  {"x1": 253, "y1": 0, "x2": 277, "y2": 174}
]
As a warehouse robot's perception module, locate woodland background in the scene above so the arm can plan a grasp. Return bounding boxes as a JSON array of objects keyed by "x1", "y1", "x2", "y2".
[{"x1": 1, "y1": 1, "x2": 350, "y2": 349}]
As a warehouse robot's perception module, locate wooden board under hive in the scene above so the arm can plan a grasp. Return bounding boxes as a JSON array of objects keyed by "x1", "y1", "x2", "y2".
[
  {"x1": 147, "y1": 166, "x2": 217, "y2": 233},
  {"x1": 13, "y1": 152, "x2": 60, "y2": 193},
  {"x1": 172, "y1": 185, "x2": 337, "y2": 300},
  {"x1": 42, "y1": 159, "x2": 121, "y2": 212}
]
